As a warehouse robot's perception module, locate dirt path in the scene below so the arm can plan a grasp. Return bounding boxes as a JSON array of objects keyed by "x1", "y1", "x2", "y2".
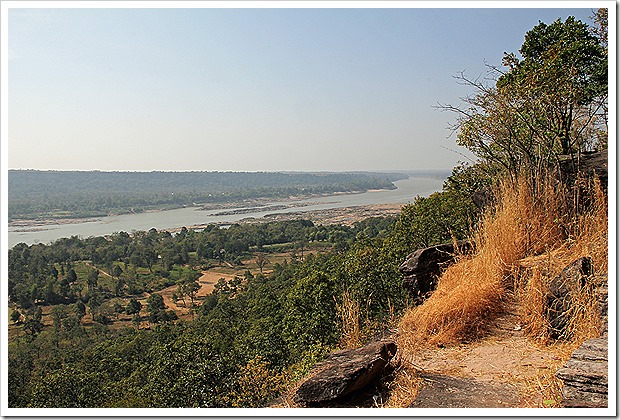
[{"x1": 403, "y1": 304, "x2": 570, "y2": 407}]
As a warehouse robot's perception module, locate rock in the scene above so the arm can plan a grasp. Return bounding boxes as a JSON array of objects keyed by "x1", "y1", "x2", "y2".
[
  {"x1": 559, "y1": 150, "x2": 608, "y2": 192},
  {"x1": 596, "y1": 283, "x2": 608, "y2": 336},
  {"x1": 545, "y1": 257, "x2": 593, "y2": 339},
  {"x1": 399, "y1": 240, "x2": 472, "y2": 302},
  {"x1": 293, "y1": 340, "x2": 397, "y2": 406},
  {"x1": 556, "y1": 337, "x2": 608, "y2": 408},
  {"x1": 410, "y1": 373, "x2": 520, "y2": 408}
]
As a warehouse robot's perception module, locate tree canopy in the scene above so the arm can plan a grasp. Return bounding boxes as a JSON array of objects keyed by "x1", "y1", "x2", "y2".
[{"x1": 443, "y1": 13, "x2": 608, "y2": 181}]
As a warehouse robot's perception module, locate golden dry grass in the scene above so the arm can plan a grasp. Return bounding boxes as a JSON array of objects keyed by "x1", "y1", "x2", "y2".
[
  {"x1": 387, "y1": 174, "x2": 607, "y2": 408},
  {"x1": 397, "y1": 173, "x2": 607, "y2": 351},
  {"x1": 515, "y1": 177, "x2": 607, "y2": 344},
  {"x1": 336, "y1": 290, "x2": 364, "y2": 349}
]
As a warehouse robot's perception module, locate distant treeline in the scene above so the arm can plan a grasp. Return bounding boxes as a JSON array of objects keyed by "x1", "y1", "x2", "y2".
[{"x1": 8, "y1": 170, "x2": 407, "y2": 221}]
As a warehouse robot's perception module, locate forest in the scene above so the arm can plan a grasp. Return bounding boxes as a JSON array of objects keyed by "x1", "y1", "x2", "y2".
[
  {"x1": 7, "y1": 11, "x2": 608, "y2": 408},
  {"x1": 8, "y1": 170, "x2": 407, "y2": 221},
  {"x1": 8, "y1": 181, "x2": 477, "y2": 407}
]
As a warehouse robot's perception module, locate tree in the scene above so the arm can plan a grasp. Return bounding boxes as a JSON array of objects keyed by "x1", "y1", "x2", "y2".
[
  {"x1": 499, "y1": 16, "x2": 607, "y2": 155},
  {"x1": 23, "y1": 305, "x2": 43, "y2": 336},
  {"x1": 111, "y1": 264, "x2": 123, "y2": 278},
  {"x1": 66, "y1": 268, "x2": 77, "y2": 283},
  {"x1": 10, "y1": 309, "x2": 21, "y2": 324},
  {"x1": 147, "y1": 293, "x2": 168, "y2": 324},
  {"x1": 87, "y1": 291, "x2": 103, "y2": 321},
  {"x1": 440, "y1": 15, "x2": 607, "y2": 181},
  {"x1": 87, "y1": 268, "x2": 99, "y2": 293},
  {"x1": 282, "y1": 271, "x2": 337, "y2": 358},
  {"x1": 132, "y1": 313, "x2": 141, "y2": 329},
  {"x1": 147, "y1": 293, "x2": 166, "y2": 312},
  {"x1": 126, "y1": 298, "x2": 142, "y2": 315},
  {"x1": 73, "y1": 301, "x2": 87, "y2": 320}
]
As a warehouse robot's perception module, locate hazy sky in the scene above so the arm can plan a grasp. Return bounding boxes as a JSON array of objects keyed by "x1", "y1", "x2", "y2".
[{"x1": 5, "y1": 3, "x2": 600, "y2": 172}]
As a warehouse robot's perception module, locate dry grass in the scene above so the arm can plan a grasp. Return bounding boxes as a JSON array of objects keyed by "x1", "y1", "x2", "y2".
[
  {"x1": 390, "y1": 173, "x2": 607, "y2": 408},
  {"x1": 382, "y1": 359, "x2": 423, "y2": 408},
  {"x1": 516, "y1": 177, "x2": 607, "y2": 343},
  {"x1": 397, "y1": 173, "x2": 607, "y2": 351},
  {"x1": 335, "y1": 290, "x2": 364, "y2": 349}
]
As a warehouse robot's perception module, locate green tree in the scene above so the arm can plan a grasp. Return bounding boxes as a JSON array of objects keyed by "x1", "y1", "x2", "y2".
[
  {"x1": 23, "y1": 305, "x2": 43, "y2": 336},
  {"x1": 87, "y1": 268, "x2": 99, "y2": 293},
  {"x1": 441, "y1": 15, "x2": 607, "y2": 180},
  {"x1": 146, "y1": 293, "x2": 165, "y2": 312},
  {"x1": 73, "y1": 301, "x2": 87, "y2": 320},
  {"x1": 28, "y1": 367, "x2": 108, "y2": 407},
  {"x1": 10, "y1": 309, "x2": 21, "y2": 324},
  {"x1": 147, "y1": 293, "x2": 168, "y2": 324},
  {"x1": 282, "y1": 271, "x2": 337, "y2": 358},
  {"x1": 126, "y1": 298, "x2": 142, "y2": 315}
]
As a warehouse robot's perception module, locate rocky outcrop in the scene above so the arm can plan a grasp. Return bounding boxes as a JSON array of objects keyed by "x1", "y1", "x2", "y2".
[
  {"x1": 545, "y1": 257, "x2": 593, "y2": 339},
  {"x1": 556, "y1": 337, "x2": 608, "y2": 408},
  {"x1": 399, "y1": 240, "x2": 472, "y2": 302},
  {"x1": 410, "y1": 373, "x2": 519, "y2": 408},
  {"x1": 293, "y1": 340, "x2": 397, "y2": 406}
]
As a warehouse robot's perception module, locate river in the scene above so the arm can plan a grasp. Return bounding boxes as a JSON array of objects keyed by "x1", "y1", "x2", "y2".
[{"x1": 8, "y1": 171, "x2": 449, "y2": 248}]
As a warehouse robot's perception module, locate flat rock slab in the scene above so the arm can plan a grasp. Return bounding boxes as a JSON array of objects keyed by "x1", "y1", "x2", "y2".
[
  {"x1": 556, "y1": 337, "x2": 608, "y2": 408},
  {"x1": 410, "y1": 373, "x2": 520, "y2": 408}
]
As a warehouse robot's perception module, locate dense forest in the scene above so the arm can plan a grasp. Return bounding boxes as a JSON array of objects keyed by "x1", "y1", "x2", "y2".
[
  {"x1": 8, "y1": 170, "x2": 407, "y2": 221},
  {"x1": 8, "y1": 178, "x2": 477, "y2": 407},
  {"x1": 7, "y1": 11, "x2": 608, "y2": 408}
]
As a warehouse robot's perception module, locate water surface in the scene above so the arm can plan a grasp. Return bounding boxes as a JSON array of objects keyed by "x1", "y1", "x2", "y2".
[{"x1": 8, "y1": 173, "x2": 447, "y2": 248}]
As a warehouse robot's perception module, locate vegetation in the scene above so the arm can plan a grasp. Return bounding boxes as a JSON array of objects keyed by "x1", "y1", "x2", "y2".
[
  {"x1": 440, "y1": 12, "x2": 607, "y2": 182},
  {"x1": 7, "y1": 12, "x2": 608, "y2": 409},
  {"x1": 391, "y1": 11, "x2": 608, "y2": 407},
  {"x1": 8, "y1": 170, "x2": 406, "y2": 221},
  {"x1": 7, "y1": 177, "x2": 477, "y2": 408},
  {"x1": 398, "y1": 174, "x2": 606, "y2": 348}
]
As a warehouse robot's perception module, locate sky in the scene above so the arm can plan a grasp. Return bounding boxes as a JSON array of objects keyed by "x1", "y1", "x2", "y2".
[{"x1": 4, "y1": 2, "x2": 604, "y2": 172}]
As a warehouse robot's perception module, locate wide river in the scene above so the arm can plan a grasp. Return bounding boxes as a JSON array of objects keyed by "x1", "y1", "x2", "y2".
[{"x1": 8, "y1": 172, "x2": 448, "y2": 248}]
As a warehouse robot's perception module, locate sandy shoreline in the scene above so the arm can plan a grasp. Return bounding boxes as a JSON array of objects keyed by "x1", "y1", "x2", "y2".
[{"x1": 163, "y1": 203, "x2": 404, "y2": 233}]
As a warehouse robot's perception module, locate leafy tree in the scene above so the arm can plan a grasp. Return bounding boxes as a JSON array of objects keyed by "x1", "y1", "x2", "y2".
[
  {"x1": 441, "y1": 15, "x2": 607, "y2": 180},
  {"x1": 10, "y1": 309, "x2": 21, "y2": 324},
  {"x1": 225, "y1": 356, "x2": 287, "y2": 407},
  {"x1": 28, "y1": 367, "x2": 108, "y2": 407},
  {"x1": 73, "y1": 301, "x2": 87, "y2": 320},
  {"x1": 23, "y1": 305, "x2": 43, "y2": 336},
  {"x1": 146, "y1": 293, "x2": 165, "y2": 312},
  {"x1": 66, "y1": 268, "x2": 78, "y2": 283},
  {"x1": 282, "y1": 271, "x2": 337, "y2": 359},
  {"x1": 87, "y1": 268, "x2": 99, "y2": 293},
  {"x1": 126, "y1": 298, "x2": 142, "y2": 315}
]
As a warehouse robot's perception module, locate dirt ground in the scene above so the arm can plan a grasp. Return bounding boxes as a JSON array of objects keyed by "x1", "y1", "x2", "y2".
[{"x1": 399, "y1": 303, "x2": 575, "y2": 408}]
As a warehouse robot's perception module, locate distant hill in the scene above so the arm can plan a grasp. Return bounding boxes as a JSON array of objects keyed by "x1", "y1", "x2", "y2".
[{"x1": 8, "y1": 170, "x2": 408, "y2": 220}]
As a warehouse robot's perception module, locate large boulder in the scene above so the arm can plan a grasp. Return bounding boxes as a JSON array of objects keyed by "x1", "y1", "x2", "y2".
[
  {"x1": 545, "y1": 257, "x2": 593, "y2": 339},
  {"x1": 399, "y1": 240, "x2": 472, "y2": 302},
  {"x1": 556, "y1": 337, "x2": 608, "y2": 408},
  {"x1": 293, "y1": 340, "x2": 397, "y2": 406}
]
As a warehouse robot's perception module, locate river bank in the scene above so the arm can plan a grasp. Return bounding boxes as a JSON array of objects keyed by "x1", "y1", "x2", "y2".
[
  {"x1": 163, "y1": 203, "x2": 404, "y2": 234},
  {"x1": 8, "y1": 174, "x2": 446, "y2": 248}
]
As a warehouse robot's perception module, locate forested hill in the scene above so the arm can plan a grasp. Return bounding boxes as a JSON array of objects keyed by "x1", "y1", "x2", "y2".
[{"x1": 8, "y1": 170, "x2": 407, "y2": 220}]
